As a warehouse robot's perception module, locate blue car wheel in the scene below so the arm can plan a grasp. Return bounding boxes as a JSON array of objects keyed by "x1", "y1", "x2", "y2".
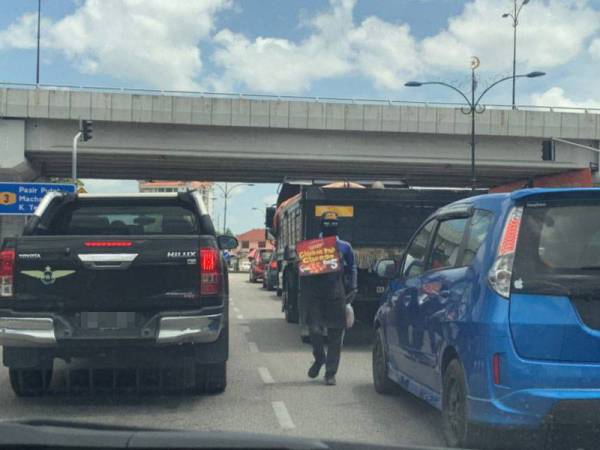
[
  {"x1": 442, "y1": 360, "x2": 487, "y2": 448},
  {"x1": 372, "y1": 329, "x2": 397, "y2": 395}
]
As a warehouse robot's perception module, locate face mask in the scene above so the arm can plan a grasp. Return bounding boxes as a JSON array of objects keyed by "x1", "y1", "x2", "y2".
[{"x1": 321, "y1": 223, "x2": 338, "y2": 237}]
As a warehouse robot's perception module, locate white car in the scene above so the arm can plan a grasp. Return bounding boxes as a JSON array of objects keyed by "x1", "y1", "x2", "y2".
[{"x1": 239, "y1": 260, "x2": 251, "y2": 272}]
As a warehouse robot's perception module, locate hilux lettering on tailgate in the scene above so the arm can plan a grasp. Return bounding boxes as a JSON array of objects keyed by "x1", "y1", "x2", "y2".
[
  {"x1": 21, "y1": 265, "x2": 76, "y2": 285},
  {"x1": 167, "y1": 251, "x2": 197, "y2": 258}
]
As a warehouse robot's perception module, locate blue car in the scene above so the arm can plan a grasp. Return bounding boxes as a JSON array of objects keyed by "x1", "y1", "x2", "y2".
[{"x1": 373, "y1": 188, "x2": 600, "y2": 448}]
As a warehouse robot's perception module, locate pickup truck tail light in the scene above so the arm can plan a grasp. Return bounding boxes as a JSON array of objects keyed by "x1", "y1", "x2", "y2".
[
  {"x1": 488, "y1": 206, "x2": 523, "y2": 298},
  {"x1": 84, "y1": 241, "x2": 133, "y2": 248},
  {"x1": 199, "y1": 248, "x2": 221, "y2": 296},
  {"x1": 0, "y1": 249, "x2": 15, "y2": 297}
]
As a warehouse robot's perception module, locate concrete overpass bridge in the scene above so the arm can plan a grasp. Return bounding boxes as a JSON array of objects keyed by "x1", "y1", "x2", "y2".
[{"x1": 1, "y1": 84, "x2": 599, "y2": 187}]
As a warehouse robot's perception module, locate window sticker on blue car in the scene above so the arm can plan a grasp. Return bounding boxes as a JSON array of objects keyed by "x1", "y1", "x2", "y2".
[
  {"x1": 526, "y1": 201, "x2": 547, "y2": 208},
  {"x1": 514, "y1": 278, "x2": 524, "y2": 289}
]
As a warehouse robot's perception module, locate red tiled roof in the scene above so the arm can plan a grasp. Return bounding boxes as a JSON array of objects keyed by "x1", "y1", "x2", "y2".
[{"x1": 236, "y1": 228, "x2": 267, "y2": 241}]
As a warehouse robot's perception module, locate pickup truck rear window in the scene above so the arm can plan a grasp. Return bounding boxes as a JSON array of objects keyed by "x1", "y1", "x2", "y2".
[{"x1": 45, "y1": 204, "x2": 200, "y2": 236}]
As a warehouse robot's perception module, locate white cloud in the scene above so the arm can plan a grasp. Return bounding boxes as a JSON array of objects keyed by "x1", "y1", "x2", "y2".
[
  {"x1": 211, "y1": 0, "x2": 423, "y2": 93},
  {"x1": 212, "y1": 0, "x2": 355, "y2": 93},
  {"x1": 0, "y1": 13, "x2": 50, "y2": 49},
  {"x1": 348, "y1": 17, "x2": 421, "y2": 89},
  {"x1": 421, "y1": 0, "x2": 600, "y2": 72},
  {"x1": 212, "y1": 0, "x2": 600, "y2": 94},
  {"x1": 530, "y1": 87, "x2": 600, "y2": 109},
  {"x1": 589, "y1": 37, "x2": 600, "y2": 59},
  {"x1": 0, "y1": 0, "x2": 232, "y2": 90}
]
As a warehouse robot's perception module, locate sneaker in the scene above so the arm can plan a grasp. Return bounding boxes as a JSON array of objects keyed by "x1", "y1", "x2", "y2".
[
  {"x1": 308, "y1": 361, "x2": 323, "y2": 379},
  {"x1": 324, "y1": 374, "x2": 337, "y2": 386}
]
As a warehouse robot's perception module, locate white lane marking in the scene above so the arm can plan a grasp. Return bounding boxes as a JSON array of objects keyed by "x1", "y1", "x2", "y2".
[
  {"x1": 258, "y1": 367, "x2": 274, "y2": 384},
  {"x1": 248, "y1": 341, "x2": 259, "y2": 353},
  {"x1": 237, "y1": 314, "x2": 244, "y2": 320},
  {"x1": 272, "y1": 401, "x2": 295, "y2": 429},
  {"x1": 233, "y1": 307, "x2": 240, "y2": 313}
]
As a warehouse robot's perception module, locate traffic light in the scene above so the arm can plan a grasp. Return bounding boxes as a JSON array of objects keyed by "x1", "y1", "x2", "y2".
[
  {"x1": 541, "y1": 139, "x2": 555, "y2": 161},
  {"x1": 81, "y1": 120, "x2": 93, "y2": 142}
]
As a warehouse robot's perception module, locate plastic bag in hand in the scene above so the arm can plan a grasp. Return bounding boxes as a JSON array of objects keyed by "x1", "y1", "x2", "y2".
[{"x1": 345, "y1": 304, "x2": 355, "y2": 329}]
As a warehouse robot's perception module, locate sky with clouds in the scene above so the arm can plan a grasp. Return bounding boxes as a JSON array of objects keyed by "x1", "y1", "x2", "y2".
[{"x1": 2, "y1": 0, "x2": 600, "y2": 233}]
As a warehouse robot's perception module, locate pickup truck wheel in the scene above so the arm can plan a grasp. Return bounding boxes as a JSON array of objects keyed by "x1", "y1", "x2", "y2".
[
  {"x1": 9, "y1": 368, "x2": 52, "y2": 397},
  {"x1": 194, "y1": 362, "x2": 226, "y2": 394},
  {"x1": 372, "y1": 329, "x2": 398, "y2": 395}
]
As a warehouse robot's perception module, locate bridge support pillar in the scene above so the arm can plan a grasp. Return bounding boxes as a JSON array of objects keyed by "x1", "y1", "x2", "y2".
[{"x1": 0, "y1": 119, "x2": 43, "y2": 240}]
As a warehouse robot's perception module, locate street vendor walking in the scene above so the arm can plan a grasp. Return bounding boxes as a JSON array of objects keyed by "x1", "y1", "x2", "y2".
[{"x1": 300, "y1": 211, "x2": 357, "y2": 385}]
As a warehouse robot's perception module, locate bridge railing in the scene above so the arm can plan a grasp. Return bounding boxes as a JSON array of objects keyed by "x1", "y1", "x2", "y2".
[{"x1": 2, "y1": 81, "x2": 599, "y2": 115}]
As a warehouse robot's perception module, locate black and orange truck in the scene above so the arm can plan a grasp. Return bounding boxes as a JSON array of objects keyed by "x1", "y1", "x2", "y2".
[{"x1": 266, "y1": 181, "x2": 475, "y2": 334}]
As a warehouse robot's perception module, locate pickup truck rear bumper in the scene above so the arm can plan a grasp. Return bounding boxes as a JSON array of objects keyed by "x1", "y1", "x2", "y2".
[
  {"x1": 0, "y1": 317, "x2": 56, "y2": 347},
  {"x1": 0, "y1": 313, "x2": 223, "y2": 347}
]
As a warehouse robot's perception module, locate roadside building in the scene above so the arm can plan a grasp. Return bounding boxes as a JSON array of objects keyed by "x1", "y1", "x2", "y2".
[
  {"x1": 138, "y1": 181, "x2": 213, "y2": 215},
  {"x1": 234, "y1": 228, "x2": 274, "y2": 258}
]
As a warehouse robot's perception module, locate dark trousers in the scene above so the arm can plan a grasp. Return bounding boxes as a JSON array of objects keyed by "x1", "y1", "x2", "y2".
[{"x1": 309, "y1": 327, "x2": 345, "y2": 376}]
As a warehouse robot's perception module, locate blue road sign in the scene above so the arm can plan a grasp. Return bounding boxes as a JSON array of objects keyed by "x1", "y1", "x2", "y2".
[{"x1": 0, "y1": 182, "x2": 76, "y2": 215}]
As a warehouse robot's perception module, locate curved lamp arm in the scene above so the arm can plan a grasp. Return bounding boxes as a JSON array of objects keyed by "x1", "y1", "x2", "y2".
[
  {"x1": 475, "y1": 74, "x2": 529, "y2": 106},
  {"x1": 417, "y1": 81, "x2": 472, "y2": 106}
]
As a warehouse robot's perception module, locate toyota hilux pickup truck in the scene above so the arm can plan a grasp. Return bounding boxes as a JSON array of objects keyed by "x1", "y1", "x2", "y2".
[{"x1": 0, "y1": 191, "x2": 237, "y2": 396}]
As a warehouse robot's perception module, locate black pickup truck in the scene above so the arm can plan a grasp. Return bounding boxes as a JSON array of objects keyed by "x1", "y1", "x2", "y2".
[{"x1": 0, "y1": 191, "x2": 237, "y2": 396}]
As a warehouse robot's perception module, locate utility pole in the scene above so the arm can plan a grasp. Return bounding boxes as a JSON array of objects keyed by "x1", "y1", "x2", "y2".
[
  {"x1": 36, "y1": 0, "x2": 41, "y2": 85},
  {"x1": 503, "y1": 0, "x2": 530, "y2": 110}
]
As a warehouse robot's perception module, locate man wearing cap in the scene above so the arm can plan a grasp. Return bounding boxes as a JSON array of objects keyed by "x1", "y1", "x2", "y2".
[{"x1": 301, "y1": 211, "x2": 357, "y2": 385}]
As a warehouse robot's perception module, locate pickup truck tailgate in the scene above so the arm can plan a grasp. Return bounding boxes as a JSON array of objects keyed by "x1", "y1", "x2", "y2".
[{"x1": 13, "y1": 236, "x2": 203, "y2": 311}]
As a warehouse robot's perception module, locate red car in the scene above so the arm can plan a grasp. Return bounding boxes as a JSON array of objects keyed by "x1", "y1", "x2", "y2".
[{"x1": 248, "y1": 248, "x2": 273, "y2": 283}]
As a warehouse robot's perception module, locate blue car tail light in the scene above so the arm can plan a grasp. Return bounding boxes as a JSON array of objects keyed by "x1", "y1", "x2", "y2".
[{"x1": 488, "y1": 206, "x2": 523, "y2": 298}]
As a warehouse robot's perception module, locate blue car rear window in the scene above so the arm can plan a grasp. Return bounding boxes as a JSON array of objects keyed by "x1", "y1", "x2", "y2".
[{"x1": 513, "y1": 199, "x2": 600, "y2": 294}]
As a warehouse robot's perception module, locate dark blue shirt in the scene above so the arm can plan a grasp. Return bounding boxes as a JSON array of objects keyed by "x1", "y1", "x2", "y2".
[{"x1": 337, "y1": 238, "x2": 357, "y2": 291}]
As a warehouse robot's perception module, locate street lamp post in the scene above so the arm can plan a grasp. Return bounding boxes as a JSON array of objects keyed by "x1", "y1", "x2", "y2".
[
  {"x1": 503, "y1": 0, "x2": 530, "y2": 110},
  {"x1": 36, "y1": 0, "x2": 41, "y2": 85},
  {"x1": 405, "y1": 63, "x2": 545, "y2": 190},
  {"x1": 213, "y1": 183, "x2": 255, "y2": 234}
]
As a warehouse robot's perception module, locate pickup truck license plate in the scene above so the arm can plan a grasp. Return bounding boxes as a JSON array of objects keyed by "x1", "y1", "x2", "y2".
[{"x1": 81, "y1": 312, "x2": 136, "y2": 330}]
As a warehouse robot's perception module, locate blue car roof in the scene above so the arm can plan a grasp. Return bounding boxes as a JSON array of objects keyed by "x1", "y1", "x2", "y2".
[
  {"x1": 509, "y1": 187, "x2": 600, "y2": 200},
  {"x1": 444, "y1": 187, "x2": 600, "y2": 212}
]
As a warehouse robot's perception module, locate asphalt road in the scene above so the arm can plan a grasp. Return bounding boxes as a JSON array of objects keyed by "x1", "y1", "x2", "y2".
[{"x1": 0, "y1": 273, "x2": 444, "y2": 448}]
